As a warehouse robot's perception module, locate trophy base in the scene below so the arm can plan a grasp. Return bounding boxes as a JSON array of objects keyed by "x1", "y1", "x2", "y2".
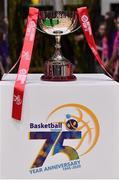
[{"x1": 41, "y1": 75, "x2": 77, "y2": 82}]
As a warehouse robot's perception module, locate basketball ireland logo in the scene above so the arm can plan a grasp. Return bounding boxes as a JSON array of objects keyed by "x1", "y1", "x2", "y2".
[{"x1": 29, "y1": 104, "x2": 100, "y2": 169}]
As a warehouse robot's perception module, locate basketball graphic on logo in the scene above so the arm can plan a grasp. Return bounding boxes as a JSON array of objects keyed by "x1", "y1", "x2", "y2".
[
  {"x1": 66, "y1": 114, "x2": 78, "y2": 130},
  {"x1": 47, "y1": 103, "x2": 100, "y2": 156}
]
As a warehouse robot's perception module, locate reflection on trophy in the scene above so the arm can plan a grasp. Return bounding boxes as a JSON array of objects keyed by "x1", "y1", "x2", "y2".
[{"x1": 38, "y1": 11, "x2": 80, "y2": 81}]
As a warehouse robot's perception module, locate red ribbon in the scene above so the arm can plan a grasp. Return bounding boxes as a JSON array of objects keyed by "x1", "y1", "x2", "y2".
[
  {"x1": 12, "y1": 7, "x2": 39, "y2": 120},
  {"x1": 77, "y1": 7, "x2": 113, "y2": 79}
]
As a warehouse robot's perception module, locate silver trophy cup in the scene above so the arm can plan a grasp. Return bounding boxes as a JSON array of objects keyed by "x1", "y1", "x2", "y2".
[{"x1": 38, "y1": 11, "x2": 80, "y2": 81}]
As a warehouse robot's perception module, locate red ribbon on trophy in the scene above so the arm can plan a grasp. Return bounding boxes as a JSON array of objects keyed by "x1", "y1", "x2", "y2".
[
  {"x1": 77, "y1": 7, "x2": 112, "y2": 78},
  {"x1": 12, "y1": 6, "x2": 113, "y2": 120},
  {"x1": 12, "y1": 7, "x2": 39, "y2": 120}
]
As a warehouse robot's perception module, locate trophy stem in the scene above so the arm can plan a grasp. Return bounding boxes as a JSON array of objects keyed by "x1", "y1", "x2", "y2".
[
  {"x1": 52, "y1": 35, "x2": 63, "y2": 61},
  {"x1": 55, "y1": 35, "x2": 61, "y2": 49}
]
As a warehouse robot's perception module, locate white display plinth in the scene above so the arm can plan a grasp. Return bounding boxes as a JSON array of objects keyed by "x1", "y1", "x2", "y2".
[{"x1": 0, "y1": 74, "x2": 119, "y2": 179}]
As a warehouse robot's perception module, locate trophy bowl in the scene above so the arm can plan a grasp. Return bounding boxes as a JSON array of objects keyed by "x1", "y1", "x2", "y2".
[{"x1": 38, "y1": 11, "x2": 80, "y2": 81}]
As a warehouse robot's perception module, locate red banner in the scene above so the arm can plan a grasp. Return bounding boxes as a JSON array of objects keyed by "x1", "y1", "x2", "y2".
[
  {"x1": 12, "y1": 7, "x2": 39, "y2": 120},
  {"x1": 77, "y1": 7, "x2": 113, "y2": 79}
]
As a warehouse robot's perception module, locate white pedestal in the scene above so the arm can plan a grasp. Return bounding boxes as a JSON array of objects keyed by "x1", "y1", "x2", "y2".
[{"x1": 0, "y1": 74, "x2": 119, "y2": 179}]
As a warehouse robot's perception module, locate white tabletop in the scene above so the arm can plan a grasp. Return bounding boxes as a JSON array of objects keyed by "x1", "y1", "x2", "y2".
[{"x1": 1, "y1": 73, "x2": 118, "y2": 86}]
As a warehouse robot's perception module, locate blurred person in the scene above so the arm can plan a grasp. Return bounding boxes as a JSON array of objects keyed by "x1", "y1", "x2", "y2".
[
  {"x1": 74, "y1": 32, "x2": 85, "y2": 68},
  {"x1": 74, "y1": 31, "x2": 95, "y2": 73},
  {"x1": 96, "y1": 23, "x2": 109, "y2": 62},
  {"x1": 104, "y1": 11, "x2": 115, "y2": 22},
  {"x1": 74, "y1": 34, "x2": 84, "y2": 42},
  {"x1": 0, "y1": 29, "x2": 5, "y2": 76},
  {"x1": 108, "y1": 15, "x2": 119, "y2": 81},
  {"x1": 0, "y1": 19, "x2": 11, "y2": 77},
  {"x1": 105, "y1": 11, "x2": 116, "y2": 59},
  {"x1": 95, "y1": 22, "x2": 109, "y2": 72}
]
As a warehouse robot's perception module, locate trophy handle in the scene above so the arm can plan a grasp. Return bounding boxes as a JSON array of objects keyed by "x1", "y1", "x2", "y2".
[
  {"x1": 70, "y1": 25, "x2": 81, "y2": 34},
  {"x1": 36, "y1": 27, "x2": 46, "y2": 34}
]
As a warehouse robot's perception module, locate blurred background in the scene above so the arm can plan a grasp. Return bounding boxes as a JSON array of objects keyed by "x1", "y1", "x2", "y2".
[{"x1": 0, "y1": 0, "x2": 119, "y2": 81}]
